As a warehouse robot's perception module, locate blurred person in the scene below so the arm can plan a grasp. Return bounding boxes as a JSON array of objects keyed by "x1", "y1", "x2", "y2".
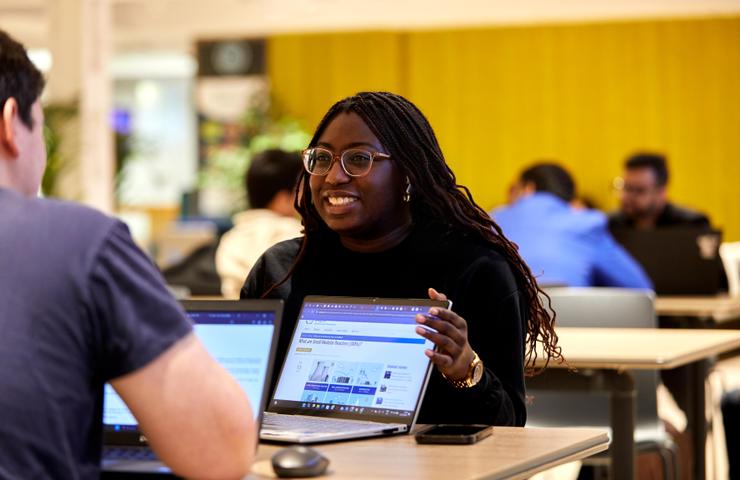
[
  {"x1": 0, "y1": 30, "x2": 256, "y2": 479},
  {"x1": 492, "y1": 163, "x2": 652, "y2": 289},
  {"x1": 610, "y1": 153, "x2": 732, "y2": 476},
  {"x1": 242, "y1": 92, "x2": 562, "y2": 426},
  {"x1": 609, "y1": 152, "x2": 710, "y2": 230},
  {"x1": 216, "y1": 149, "x2": 303, "y2": 298}
]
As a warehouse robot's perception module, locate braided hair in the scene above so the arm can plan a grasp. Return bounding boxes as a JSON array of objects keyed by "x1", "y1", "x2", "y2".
[{"x1": 267, "y1": 91, "x2": 561, "y2": 375}]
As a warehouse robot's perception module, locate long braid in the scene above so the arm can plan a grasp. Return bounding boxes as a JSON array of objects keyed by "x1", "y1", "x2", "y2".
[{"x1": 265, "y1": 91, "x2": 561, "y2": 375}]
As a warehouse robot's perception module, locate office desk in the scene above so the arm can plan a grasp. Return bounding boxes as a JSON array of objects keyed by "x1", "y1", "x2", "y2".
[
  {"x1": 530, "y1": 327, "x2": 740, "y2": 480},
  {"x1": 655, "y1": 295, "x2": 740, "y2": 325},
  {"x1": 248, "y1": 427, "x2": 608, "y2": 479}
]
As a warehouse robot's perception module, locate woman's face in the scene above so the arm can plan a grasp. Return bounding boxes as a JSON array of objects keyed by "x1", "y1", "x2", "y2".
[{"x1": 309, "y1": 112, "x2": 410, "y2": 243}]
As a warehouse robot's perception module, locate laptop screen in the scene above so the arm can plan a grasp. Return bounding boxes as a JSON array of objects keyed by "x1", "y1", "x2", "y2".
[
  {"x1": 104, "y1": 300, "x2": 281, "y2": 436},
  {"x1": 268, "y1": 297, "x2": 443, "y2": 424}
]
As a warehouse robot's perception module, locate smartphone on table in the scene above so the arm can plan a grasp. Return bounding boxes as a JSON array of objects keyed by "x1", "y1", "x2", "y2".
[{"x1": 414, "y1": 424, "x2": 493, "y2": 444}]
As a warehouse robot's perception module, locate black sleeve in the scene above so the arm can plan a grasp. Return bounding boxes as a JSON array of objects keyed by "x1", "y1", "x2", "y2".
[
  {"x1": 240, "y1": 238, "x2": 301, "y2": 300},
  {"x1": 240, "y1": 253, "x2": 267, "y2": 299},
  {"x1": 419, "y1": 255, "x2": 527, "y2": 426},
  {"x1": 455, "y1": 256, "x2": 527, "y2": 426}
]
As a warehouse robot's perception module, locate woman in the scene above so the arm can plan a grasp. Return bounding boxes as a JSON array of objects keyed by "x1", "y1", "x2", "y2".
[{"x1": 242, "y1": 91, "x2": 560, "y2": 425}]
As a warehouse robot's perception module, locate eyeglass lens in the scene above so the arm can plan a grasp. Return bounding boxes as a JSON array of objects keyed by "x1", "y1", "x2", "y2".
[{"x1": 305, "y1": 148, "x2": 373, "y2": 177}]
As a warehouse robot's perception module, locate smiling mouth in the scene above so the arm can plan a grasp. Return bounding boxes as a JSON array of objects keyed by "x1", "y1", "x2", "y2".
[{"x1": 326, "y1": 196, "x2": 358, "y2": 206}]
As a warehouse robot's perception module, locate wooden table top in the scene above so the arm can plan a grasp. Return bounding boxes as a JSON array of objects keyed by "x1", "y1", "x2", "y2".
[
  {"x1": 248, "y1": 426, "x2": 608, "y2": 480},
  {"x1": 536, "y1": 327, "x2": 740, "y2": 370},
  {"x1": 655, "y1": 295, "x2": 740, "y2": 322}
]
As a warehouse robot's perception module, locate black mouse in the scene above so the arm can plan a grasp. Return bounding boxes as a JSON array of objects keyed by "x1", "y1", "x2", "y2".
[{"x1": 271, "y1": 445, "x2": 329, "y2": 478}]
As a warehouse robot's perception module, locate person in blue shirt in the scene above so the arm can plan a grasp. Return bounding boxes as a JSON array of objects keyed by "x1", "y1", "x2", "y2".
[{"x1": 492, "y1": 163, "x2": 652, "y2": 289}]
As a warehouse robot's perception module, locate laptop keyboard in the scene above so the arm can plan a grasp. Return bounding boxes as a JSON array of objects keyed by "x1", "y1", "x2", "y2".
[
  {"x1": 103, "y1": 446, "x2": 158, "y2": 462},
  {"x1": 262, "y1": 412, "x2": 400, "y2": 434}
]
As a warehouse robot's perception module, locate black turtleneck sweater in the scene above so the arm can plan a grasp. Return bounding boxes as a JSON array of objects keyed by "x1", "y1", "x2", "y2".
[{"x1": 241, "y1": 224, "x2": 527, "y2": 426}]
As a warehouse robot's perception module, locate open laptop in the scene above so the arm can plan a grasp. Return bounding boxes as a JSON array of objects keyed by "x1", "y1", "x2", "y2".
[
  {"x1": 102, "y1": 299, "x2": 282, "y2": 474},
  {"x1": 260, "y1": 296, "x2": 446, "y2": 444},
  {"x1": 611, "y1": 227, "x2": 724, "y2": 295}
]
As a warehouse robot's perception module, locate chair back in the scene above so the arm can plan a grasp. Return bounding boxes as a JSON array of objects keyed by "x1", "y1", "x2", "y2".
[{"x1": 528, "y1": 287, "x2": 665, "y2": 442}]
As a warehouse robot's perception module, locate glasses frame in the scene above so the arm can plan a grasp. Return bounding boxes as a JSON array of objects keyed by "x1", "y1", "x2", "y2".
[{"x1": 302, "y1": 147, "x2": 390, "y2": 178}]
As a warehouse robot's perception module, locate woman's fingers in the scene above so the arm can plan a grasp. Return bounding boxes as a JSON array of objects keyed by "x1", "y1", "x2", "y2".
[
  {"x1": 415, "y1": 313, "x2": 466, "y2": 345},
  {"x1": 417, "y1": 294, "x2": 475, "y2": 380},
  {"x1": 425, "y1": 307, "x2": 468, "y2": 332},
  {"x1": 424, "y1": 349, "x2": 454, "y2": 368},
  {"x1": 428, "y1": 287, "x2": 447, "y2": 302},
  {"x1": 415, "y1": 325, "x2": 463, "y2": 356}
]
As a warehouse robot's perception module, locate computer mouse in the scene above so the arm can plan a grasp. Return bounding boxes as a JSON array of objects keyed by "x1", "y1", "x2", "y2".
[{"x1": 271, "y1": 445, "x2": 329, "y2": 478}]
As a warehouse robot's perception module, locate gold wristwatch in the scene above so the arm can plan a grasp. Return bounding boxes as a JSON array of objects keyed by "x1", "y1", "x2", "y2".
[{"x1": 443, "y1": 351, "x2": 484, "y2": 388}]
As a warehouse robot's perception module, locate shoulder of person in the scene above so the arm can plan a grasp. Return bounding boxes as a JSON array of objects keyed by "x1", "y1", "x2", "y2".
[
  {"x1": 260, "y1": 237, "x2": 303, "y2": 264},
  {"x1": 451, "y1": 237, "x2": 522, "y2": 302},
  {"x1": 242, "y1": 237, "x2": 303, "y2": 299},
  {"x1": 17, "y1": 195, "x2": 120, "y2": 244},
  {"x1": 442, "y1": 227, "x2": 515, "y2": 270},
  {"x1": 233, "y1": 209, "x2": 300, "y2": 227},
  {"x1": 607, "y1": 210, "x2": 627, "y2": 227},
  {"x1": 665, "y1": 202, "x2": 710, "y2": 224},
  {"x1": 570, "y1": 207, "x2": 610, "y2": 234}
]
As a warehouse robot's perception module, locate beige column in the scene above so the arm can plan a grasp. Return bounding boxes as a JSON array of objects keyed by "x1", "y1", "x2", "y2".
[
  {"x1": 47, "y1": 0, "x2": 82, "y2": 103},
  {"x1": 79, "y1": 0, "x2": 114, "y2": 212},
  {"x1": 46, "y1": 0, "x2": 113, "y2": 212}
]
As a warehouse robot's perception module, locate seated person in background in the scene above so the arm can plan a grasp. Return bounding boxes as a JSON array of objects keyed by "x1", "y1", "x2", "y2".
[
  {"x1": 492, "y1": 163, "x2": 652, "y2": 289},
  {"x1": 609, "y1": 152, "x2": 710, "y2": 230},
  {"x1": 216, "y1": 149, "x2": 303, "y2": 298},
  {"x1": 242, "y1": 91, "x2": 561, "y2": 426},
  {"x1": 0, "y1": 30, "x2": 256, "y2": 479}
]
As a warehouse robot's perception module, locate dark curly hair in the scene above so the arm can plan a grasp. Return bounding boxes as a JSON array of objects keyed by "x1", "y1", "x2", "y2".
[{"x1": 266, "y1": 91, "x2": 561, "y2": 375}]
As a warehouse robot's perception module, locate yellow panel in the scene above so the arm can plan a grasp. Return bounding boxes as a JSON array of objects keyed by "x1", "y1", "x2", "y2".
[
  {"x1": 268, "y1": 17, "x2": 740, "y2": 240},
  {"x1": 268, "y1": 32, "x2": 404, "y2": 135},
  {"x1": 407, "y1": 17, "x2": 740, "y2": 240}
]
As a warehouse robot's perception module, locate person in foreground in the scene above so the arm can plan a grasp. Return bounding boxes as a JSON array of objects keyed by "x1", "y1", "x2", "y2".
[
  {"x1": 242, "y1": 91, "x2": 561, "y2": 425},
  {"x1": 0, "y1": 30, "x2": 255, "y2": 479},
  {"x1": 493, "y1": 163, "x2": 652, "y2": 289}
]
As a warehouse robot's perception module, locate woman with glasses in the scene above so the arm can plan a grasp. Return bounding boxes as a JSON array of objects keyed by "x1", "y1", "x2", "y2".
[{"x1": 242, "y1": 91, "x2": 560, "y2": 425}]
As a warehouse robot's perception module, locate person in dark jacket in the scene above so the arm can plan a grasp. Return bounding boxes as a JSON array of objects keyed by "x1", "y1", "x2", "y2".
[{"x1": 609, "y1": 152, "x2": 710, "y2": 230}]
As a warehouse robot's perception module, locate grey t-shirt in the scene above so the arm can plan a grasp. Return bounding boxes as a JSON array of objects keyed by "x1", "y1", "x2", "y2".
[{"x1": 0, "y1": 188, "x2": 192, "y2": 479}]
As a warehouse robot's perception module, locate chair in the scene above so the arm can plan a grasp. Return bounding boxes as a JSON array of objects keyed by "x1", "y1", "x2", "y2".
[
  {"x1": 527, "y1": 287, "x2": 680, "y2": 479},
  {"x1": 719, "y1": 242, "x2": 740, "y2": 297}
]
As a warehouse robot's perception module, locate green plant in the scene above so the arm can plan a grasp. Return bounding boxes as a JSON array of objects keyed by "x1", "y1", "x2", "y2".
[
  {"x1": 197, "y1": 109, "x2": 311, "y2": 214},
  {"x1": 42, "y1": 102, "x2": 78, "y2": 198}
]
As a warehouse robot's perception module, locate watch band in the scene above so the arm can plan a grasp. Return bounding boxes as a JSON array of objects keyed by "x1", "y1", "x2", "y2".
[{"x1": 442, "y1": 351, "x2": 483, "y2": 389}]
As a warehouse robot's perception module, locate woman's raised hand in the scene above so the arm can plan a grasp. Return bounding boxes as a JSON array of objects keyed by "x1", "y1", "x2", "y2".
[{"x1": 415, "y1": 288, "x2": 475, "y2": 381}]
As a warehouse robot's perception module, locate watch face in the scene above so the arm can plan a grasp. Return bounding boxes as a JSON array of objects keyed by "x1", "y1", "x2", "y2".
[{"x1": 472, "y1": 362, "x2": 484, "y2": 384}]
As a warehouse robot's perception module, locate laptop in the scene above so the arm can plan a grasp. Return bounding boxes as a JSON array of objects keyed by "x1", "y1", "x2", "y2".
[
  {"x1": 102, "y1": 299, "x2": 282, "y2": 474},
  {"x1": 260, "y1": 295, "x2": 447, "y2": 444},
  {"x1": 611, "y1": 227, "x2": 724, "y2": 295}
]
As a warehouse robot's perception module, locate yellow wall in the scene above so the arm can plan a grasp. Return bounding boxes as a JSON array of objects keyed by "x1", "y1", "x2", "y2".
[
  {"x1": 268, "y1": 32, "x2": 405, "y2": 128},
  {"x1": 268, "y1": 17, "x2": 740, "y2": 240}
]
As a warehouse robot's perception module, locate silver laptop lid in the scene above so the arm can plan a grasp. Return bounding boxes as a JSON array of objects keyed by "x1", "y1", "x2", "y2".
[{"x1": 267, "y1": 296, "x2": 445, "y2": 427}]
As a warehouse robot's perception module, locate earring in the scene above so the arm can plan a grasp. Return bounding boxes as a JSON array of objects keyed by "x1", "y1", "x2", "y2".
[{"x1": 403, "y1": 176, "x2": 411, "y2": 203}]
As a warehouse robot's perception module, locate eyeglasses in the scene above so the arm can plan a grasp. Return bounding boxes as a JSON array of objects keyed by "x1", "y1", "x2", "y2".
[
  {"x1": 613, "y1": 178, "x2": 657, "y2": 196},
  {"x1": 302, "y1": 147, "x2": 390, "y2": 178}
]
